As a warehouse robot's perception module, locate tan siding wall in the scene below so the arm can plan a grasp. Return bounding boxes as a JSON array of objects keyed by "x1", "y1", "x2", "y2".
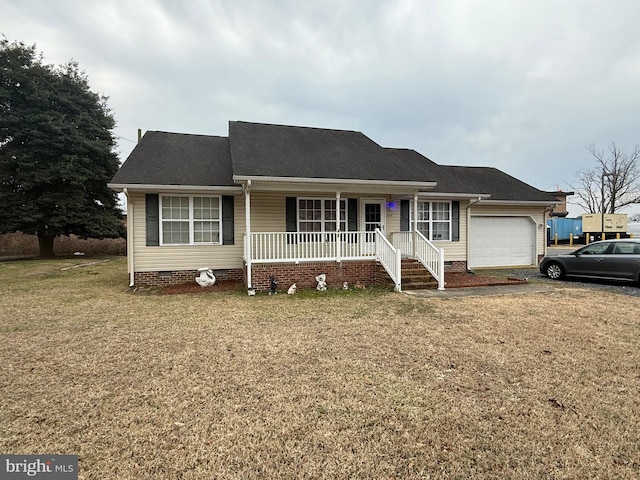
[
  {"x1": 398, "y1": 199, "x2": 470, "y2": 262},
  {"x1": 469, "y1": 204, "x2": 547, "y2": 257},
  {"x1": 249, "y1": 192, "x2": 399, "y2": 232},
  {"x1": 386, "y1": 204, "x2": 401, "y2": 233},
  {"x1": 436, "y1": 200, "x2": 468, "y2": 261},
  {"x1": 130, "y1": 192, "x2": 245, "y2": 272},
  {"x1": 250, "y1": 192, "x2": 287, "y2": 232},
  {"x1": 130, "y1": 192, "x2": 542, "y2": 273}
]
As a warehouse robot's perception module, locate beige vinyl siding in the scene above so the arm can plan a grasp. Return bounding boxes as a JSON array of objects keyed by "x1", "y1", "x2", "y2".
[
  {"x1": 403, "y1": 199, "x2": 469, "y2": 262},
  {"x1": 130, "y1": 191, "x2": 245, "y2": 272},
  {"x1": 250, "y1": 192, "x2": 286, "y2": 232},
  {"x1": 469, "y1": 204, "x2": 547, "y2": 258},
  {"x1": 436, "y1": 199, "x2": 468, "y2": 262},
  {"x1": 131, "y1": 192, "x2": 541, "y2": 272},
  {"x1": 386, "y1": 201, "x2": 401, "y2": 234},
  {"x1": 250, "y1": 192, "x2": 397, "y2": 233}
]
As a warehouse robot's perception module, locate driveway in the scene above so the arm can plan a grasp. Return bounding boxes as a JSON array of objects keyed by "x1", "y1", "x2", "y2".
[
  {"x1": 535, "y1": 272, "x2": 640, "y2": 297},
  {"x1": 479, "y1": 267, "x2": 640, "y2": 298},
  {"x1": 408, "y1": 267, "x2": 640, "y2": 298}
]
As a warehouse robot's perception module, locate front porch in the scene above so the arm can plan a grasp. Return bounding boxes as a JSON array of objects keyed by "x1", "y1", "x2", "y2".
[{"x1": 244, "y1": 229, "x2": 445, "y2": 292}]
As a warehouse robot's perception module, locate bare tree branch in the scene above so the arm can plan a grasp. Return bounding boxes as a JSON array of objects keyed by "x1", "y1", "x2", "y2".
[{"x1": 571, "y1": 143, "x2": 640, "y2": 214}]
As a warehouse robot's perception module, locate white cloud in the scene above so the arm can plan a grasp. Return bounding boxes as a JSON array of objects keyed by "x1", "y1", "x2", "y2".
[{"x1": 3, "y1": 0, "x2": 640, "y2": 217}]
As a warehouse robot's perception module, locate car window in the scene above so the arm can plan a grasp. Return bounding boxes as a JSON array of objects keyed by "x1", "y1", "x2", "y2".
[
  {"x1": 612, "y1": 243, "x2": 639, "y2": 254},
  {"x1": 578, "y1": 243, "x2": 611, "y2": 255}
]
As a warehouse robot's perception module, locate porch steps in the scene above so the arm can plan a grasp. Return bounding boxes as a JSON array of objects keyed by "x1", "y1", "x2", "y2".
[
  {"x1": 376, "y1": 258, "x2": 438, "y2": 290},
  {"x1": 400, "y1": 258, "x2": 438, "y2": 290}
]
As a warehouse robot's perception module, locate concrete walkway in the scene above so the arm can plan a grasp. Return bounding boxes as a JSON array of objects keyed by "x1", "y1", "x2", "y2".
[{"x1": 404, "y1": 283, "x2": 554, "y2": 298}]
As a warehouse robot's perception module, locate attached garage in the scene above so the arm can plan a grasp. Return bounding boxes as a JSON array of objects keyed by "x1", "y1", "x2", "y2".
[{"x1": 469, "y1": 216, "x2": 537, "y2": 268}]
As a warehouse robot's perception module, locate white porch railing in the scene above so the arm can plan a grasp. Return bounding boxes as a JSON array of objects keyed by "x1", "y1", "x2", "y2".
[
  {"x1": 244, "y1": 230, "x2": 402, "y2": 291},
  {"x1": 391, "y1": 231, "x2": 445, "y2": 290},
  {"x1": 249, "y1": 231, "x2": 374, "y2": 262}
]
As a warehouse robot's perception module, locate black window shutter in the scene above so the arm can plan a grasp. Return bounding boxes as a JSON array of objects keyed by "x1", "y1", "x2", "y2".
[
  {"x1": 145, "y1": 194, "x2": 160, "y2": 246},
  {"x1": 347, "y1": 198, "x2": 358, "y2": 231},
  {"x1": 286, "y1": 197, "x2": 297, "y2": 244},
  {"x1": 452, "y1": 201, "x2": 460, "y2": 242},
  {"x1": 286, "y1": 197, "x2": 297, "y2": 231},
  {"x1": 400, "y1": 200, "x2": 410, "y2": 231},
  {"x1": 222, "y1": 195, "x2": 234, "y2": 245}
]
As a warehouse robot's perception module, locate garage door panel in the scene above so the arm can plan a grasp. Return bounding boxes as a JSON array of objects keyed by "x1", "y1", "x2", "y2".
[{"x1": 470, "y1": 217, "x2": 535, "y2": 268}]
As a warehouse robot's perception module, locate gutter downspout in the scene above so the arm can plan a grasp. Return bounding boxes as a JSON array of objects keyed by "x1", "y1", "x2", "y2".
[
  {"x1": 336, "y1": 191, "x2": 341, "y2": 263},
  {"x1": 466, "y1": 197, "x2": 482, "y2": 272},
  {"x1": 244, "y1": 180, "x2": 252, "y2": 289},
  {"x1": 123, "y1": 188, "x2": 134, "y2": 287}
]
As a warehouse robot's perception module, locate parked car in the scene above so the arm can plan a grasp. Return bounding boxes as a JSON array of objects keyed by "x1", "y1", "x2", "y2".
[{"x1": 540, "y1": 239, "x2": 640, "y2": 284}]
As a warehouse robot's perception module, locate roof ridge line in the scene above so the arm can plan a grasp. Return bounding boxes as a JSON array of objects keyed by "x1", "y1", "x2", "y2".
[{"x1": 231, "y1": 120, "x2": 363, "y2": 135}]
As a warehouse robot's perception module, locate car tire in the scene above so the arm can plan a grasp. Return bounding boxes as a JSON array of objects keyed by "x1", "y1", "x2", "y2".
[{"x1": 545, "y1": 262, "x2": 565, "y2": 280}]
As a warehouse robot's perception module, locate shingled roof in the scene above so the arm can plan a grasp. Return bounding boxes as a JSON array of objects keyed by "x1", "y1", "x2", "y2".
[
  {"x1": 110, "y1": 122, "x2": 557, "y2": 203},
  {"x1": 110, "y1": 131, "x2": 234, "y2": 187},
  {"x1": 229, "y1": 121, "x2": 436, "y2": 183},
  {"x1": 430, "y1": 166, "x2": 556, "y2": 202}
]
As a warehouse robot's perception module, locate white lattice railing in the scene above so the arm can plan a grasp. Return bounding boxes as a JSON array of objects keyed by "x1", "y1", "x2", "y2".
[{"x1": 391, "y1": 231, "x2": 445, "y2": 290}]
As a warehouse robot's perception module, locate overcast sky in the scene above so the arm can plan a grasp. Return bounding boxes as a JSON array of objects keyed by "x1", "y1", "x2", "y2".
[{"x1": 3, "y1": 0, "x2": 640, "y2": 216}]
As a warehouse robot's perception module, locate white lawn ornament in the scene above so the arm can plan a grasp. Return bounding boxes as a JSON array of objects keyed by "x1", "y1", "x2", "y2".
[
  {"x1": 342, "y1": 281, "x2": 349, "y2": 290},
  {"x1": 195, "y1": 267, "x2": 216, "y2": 287},
  {"x1": 315, "y1": 273, "x2": 327, "y2": 291},
  {"x1": 287, "y1": 283, "x2": 297, "y2": 295}
]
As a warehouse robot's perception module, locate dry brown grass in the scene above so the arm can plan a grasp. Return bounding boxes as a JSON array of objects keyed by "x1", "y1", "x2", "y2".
[{"x1": 1, "y1": 258, "x2": 639, "y2": 479}]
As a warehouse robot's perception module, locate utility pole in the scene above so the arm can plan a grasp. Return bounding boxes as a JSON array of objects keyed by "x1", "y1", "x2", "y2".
[{"x1": 601, "y1": 170, "x2": 613, "y2": 240}]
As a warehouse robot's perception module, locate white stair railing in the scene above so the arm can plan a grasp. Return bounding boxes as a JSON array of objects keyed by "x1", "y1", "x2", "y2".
[
  {"x1": 374, "y1": 229, "x2": 401, "y2": 291},
  {"x1": 414, "y1": 231, "x2": 445, "y2": 290},
  {"x1": 391, "y1": 231, "x2": 445, "y2": 290}
]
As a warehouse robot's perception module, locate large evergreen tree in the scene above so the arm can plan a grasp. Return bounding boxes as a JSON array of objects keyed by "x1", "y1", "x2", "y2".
[{"x1": 0, "y1": 38, "x2": 124, "y2": 257}]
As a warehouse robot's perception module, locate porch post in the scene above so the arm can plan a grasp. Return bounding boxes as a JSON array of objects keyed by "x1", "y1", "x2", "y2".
[
  {"x1": 244, "y1": 181, "x2": 252, "y2": 288},
  {"x1": 438, "y1": 248, "x2": 445, "y2": 290},
  {"x1": 336, "y1": 191, "x2": 341, "y2": 263},
  {"x1": 413, "y1": 193, "x2": 418, "y2": 258}
]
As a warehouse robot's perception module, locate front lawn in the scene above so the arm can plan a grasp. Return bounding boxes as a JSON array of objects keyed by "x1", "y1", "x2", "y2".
[{"x1": 1, "y1": 258, "x2": 638, "y2": 479}]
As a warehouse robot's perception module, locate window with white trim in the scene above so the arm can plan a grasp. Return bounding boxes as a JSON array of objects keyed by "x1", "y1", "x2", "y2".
[
  {"x1": 160, "y1": 195, "x2": 221, "y2": 245},
  {"x1": 298, "y1": 199, "x2": 347, "y2": 233},
  {"x1": 412, "y1": 201, "x2": 451, "y2": 241}
]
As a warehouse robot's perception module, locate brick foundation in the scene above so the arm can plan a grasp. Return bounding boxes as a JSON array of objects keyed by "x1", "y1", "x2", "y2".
[
  {"x1": 445, "y1": 260, "x2": 468, "y2": 272},
  {"x1": 249, "y1": 260, "x2": 379, "y2": 291},
  {"x1": 134, "y1": 268, "x2": 244, "y2": 288},
  {"x1": 133, "y1": 258, "x2": 471, "y2": 289}
]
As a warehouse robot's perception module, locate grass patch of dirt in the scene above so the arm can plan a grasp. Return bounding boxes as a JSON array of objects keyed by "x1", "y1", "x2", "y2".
[{"x1": 1, "y1": 258, "x2": 639, "y2": 479}]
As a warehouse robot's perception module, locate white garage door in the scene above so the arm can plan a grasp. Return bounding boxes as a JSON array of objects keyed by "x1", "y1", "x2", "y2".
[{"x1": 470, "y1": 216, "x2": 536, "y2": 268}]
